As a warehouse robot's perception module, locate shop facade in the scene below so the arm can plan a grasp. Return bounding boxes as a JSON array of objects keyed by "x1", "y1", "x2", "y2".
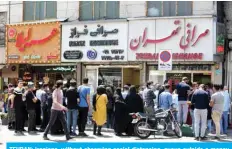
[
  {"x1": 6, "y1": 21, "x2": 62, "y2": 86},
  {"x1": 62, "y1": 20, "x2": 142, "y2": 91},
  {"x1": 128, "y1": 16, "x2": 219, "y2": 89}
]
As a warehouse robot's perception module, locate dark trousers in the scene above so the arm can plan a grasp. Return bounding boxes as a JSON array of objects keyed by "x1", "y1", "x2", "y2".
[
  {"x1": 44, "y1": 109, "x2": 69, "y2": 137},
  {"x1": 78, "y1": 107, "x2": 88, "y2": 133},
  {"x1": 28, "y1": 110, "x2": 36, "y2": 132},
  {"x1": 107, "y1": 109, "x2": 114, "y2": 129},
  {"x1": 15, "y1": 107, "x2": 24, "y2": 132},
  {"x1": 40, "y1": 106, "x2": 49, "y2": 130}
]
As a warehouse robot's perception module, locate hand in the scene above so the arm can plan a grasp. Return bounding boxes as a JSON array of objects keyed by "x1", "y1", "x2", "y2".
[{"x1": 62, "y1": 106, "x2": 68, "y2": 111}]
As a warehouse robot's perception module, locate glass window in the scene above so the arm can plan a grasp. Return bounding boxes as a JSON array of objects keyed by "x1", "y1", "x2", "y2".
[
  {"x1": 147, "y1": 1, "x2": 192, "y2": 17},
  {"x1": 94, "y1": 1, "x2": 105, "y2": 20},
  {"x1": 163, "y1": 1, "x2": 176, "y2": 16},
  {"x1": 23, "y1": 1, "x2": 35, "y2": 21},
  {"x1": 80, "y1": 1, "x2": 93, "y2": 21},
  {"x1": 46, "y1": 1, "x2": 57, "y2": 18},
  {"x1": 98, "y1": 68, "x2": 122, "y2": 88},
  {"x1": 106, "y1": 1, "x2": 119, "y2": 19},
  {"x1": 177, "y1": 1, "x2": 192, "y2": 16},
  {"x1": 80, "y1": 1, "x2": 119, "y2": 21},
  {"x1": 23, "y1": 1, "x2": 57, "y2": 21},
  {"x1": 0, "y1": 12, "x2": 7, "y2": 46},
  {"x1": 35, "y1": 1, "x2": 45, "y2": 20},
  {"x1": 147, "y1": 1, "x2": 162, "y2": 17}
]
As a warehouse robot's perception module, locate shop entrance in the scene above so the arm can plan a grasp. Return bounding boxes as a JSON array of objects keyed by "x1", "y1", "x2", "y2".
[
  {"x1": 123, "y1": 68, "x2": 140, "y2": 87},
  {"x1": 193, "y1": 73, "x2": 211, "y2": 84}
]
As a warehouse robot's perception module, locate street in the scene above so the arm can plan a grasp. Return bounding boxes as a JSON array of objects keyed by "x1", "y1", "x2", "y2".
[{"x1": 1, "y1": 126, "x2": 232, "y2": 149}]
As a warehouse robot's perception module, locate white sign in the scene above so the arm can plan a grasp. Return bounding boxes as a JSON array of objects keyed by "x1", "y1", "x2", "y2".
[
  {"x1": 158, "y1": 50, "x2": 172, "y2": 71},
  {"x1": 128, "y1": 17, "x2": 215, "y2": 61},
  {"x1": 61, "y1": 22, "x2": 128, "y2": 62}
]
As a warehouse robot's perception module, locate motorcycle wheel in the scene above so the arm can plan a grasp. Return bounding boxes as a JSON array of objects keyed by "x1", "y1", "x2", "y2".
[
  {"x1": 173, "y1": 121, "x2": 182, "y2": 138},
  {"x1": 134, "y1": 120, "x2": 152, "y2": 139}
]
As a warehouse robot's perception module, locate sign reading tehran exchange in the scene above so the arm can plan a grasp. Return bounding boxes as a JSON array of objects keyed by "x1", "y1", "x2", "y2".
[{"x1": 61, "y1": 22, "x2": 128, "y2": 62}]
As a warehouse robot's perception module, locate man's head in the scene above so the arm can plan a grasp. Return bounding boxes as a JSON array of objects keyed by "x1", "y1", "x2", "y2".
[
  {"x1": 43, "y1": 84, "x2": 49, "y2": 91},
  {"x1": 220, "y1": 84, "x2": 224, "y2": 91},
  {"x1": 213, "y1": 84, "x2": 220, "y2": 92},
  {"x1": 192, "y1": 82, "x2": 199, "y2": 90},
  {"x1": 18, "y1": 79, "x2": 24, "y2": 88},
  {"x1": 164, "y1": 84, "x2": 170, "y2": 90},
  {"x1": 28, "y1": 82, "x2": 35, "y2": 91},
  {"x1": 56, "y1": 80, "x2": 63, "y2": 89},
  {"x1": 146, "y1": 81, "x2": 153, "y2": 88},
  {"x1": 83, "y1": 78, "x2": 88, "y2": 84},
  {"x1": 182, "y1": 77, "x2": 189, "y2": 83},
  {"x1": 224, "y1": 86, "x2": 228, "y2": 91},
  {"x1": 199, "y1": 84, "x2": 205, "y2": 90},
  {"x1": 70, "y1": 79, "x2": 77, "y2": 87}
]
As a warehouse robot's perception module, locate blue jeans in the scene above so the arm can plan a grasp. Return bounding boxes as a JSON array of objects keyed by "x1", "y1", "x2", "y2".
[
  {"x1": 220, "y1": 111, "x2": 228, "y2": 134},
  {"x1": 67, "y1": 109, "x2": 78, "y2": 133},
  {"x1": 3, "y1": 102, "x2": 7, "y2": 113},
  {"x1": 207, "y1": 119, "x2": 212, "y2": 133}
]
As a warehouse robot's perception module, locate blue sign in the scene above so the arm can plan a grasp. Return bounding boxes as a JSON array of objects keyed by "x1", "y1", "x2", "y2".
[
  {"x1": 87, "y1": 49, "x2": 97, "y2": 60},
  {"x1": 6, "y1": 142, "x2": 232, "y2": 149}
]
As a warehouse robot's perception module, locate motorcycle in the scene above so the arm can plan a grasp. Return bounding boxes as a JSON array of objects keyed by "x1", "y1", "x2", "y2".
[{"x1": 129, "y1": 104, "x2": 182, "y2": 139}]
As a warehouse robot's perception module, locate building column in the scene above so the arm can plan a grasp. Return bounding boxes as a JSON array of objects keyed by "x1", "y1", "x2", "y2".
[{"x1": 139, "y1": 62, "x2": 146, "y2": 85}]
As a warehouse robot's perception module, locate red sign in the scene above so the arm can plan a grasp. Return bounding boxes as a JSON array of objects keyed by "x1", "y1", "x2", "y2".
[
  {"x1": 136, "y1": 53, "x2": 203, "y2": 60},
  {"x1": 217, "y1": 45, "x2": 224, "y2": 53},
  {"x1": 130, "y1": 20, "x2": 209, "y2": 51},
  {"x1": 15, "y1": 28, "x2": 58, "y2": 52}
]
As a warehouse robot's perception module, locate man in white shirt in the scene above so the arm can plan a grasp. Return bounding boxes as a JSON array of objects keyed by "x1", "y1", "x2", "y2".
[{"x1": 220, "y1": 86, "x2": 231, "y2": 135}]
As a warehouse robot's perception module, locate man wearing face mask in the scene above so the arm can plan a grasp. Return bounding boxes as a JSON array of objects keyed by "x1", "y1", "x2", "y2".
[{"x1": 144, "y1": 81, "x2": 156, "y2": 114}]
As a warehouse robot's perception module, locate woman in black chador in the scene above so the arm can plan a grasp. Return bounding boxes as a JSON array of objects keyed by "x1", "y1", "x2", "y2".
[
  {"x1": 125, "y1": 86, "x2": 144, "y2": 136},
  {"x1": 113, "y1": 88, "x2": 130, "y2": 136}
]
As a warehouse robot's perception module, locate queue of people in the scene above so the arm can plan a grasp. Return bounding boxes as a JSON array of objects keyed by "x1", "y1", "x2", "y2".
[{"x1": 1, "y1": 76, "x2": 231, "y2": 141}]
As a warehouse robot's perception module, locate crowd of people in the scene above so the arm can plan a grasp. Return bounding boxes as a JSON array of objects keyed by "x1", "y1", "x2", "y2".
[{"x1": 1, "y1": 76, "x2": 231, "y2": 141}]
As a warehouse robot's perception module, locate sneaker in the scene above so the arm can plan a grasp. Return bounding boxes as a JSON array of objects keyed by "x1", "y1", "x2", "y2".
[
  {"x1": 28, "y1": 131, "x2": 36, "y2": 134},
  {"x1": 200, "y1": 136, "x2": 208, "y2": 140},
  {"x1": 20, "y1": 131, "x2": 25, "y2": 135},
  {"x1": 83, "y1": 132, "x2": 88, "y2": 136},
  {"x1": 39, "y1": 129, "x2": 45, "y2": 132},
  {"x1": 195, "y1": 137, "x2": 199, "y2": 140},
  {"x1": 215, "y1": 136, "x2": 220, "y2": 140},
  {"x1": 43, "y1": 135, "x2": 49, "y2": 140},
  {"x1": 70, "y1": 132, "x2": 78, "y2": 136},
  {"x1": 97, "y1": 133, "x2": 103, "y2": 136},
  {"x1": 66, "y1": 136, "x2": 72, "y2": 140}
]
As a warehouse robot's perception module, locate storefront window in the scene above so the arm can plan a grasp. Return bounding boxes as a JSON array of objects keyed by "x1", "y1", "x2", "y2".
[
  {"x1": 98, "y1": 68, "x2": 122, "y2": 88},
  {"x1": 150, "y1": 64, "x2": 212, "y2": 71}
]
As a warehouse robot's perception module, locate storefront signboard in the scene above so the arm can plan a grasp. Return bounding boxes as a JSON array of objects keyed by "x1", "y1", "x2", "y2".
[
  {"x1": 128, "y1": 18, "x2": 215, "y2": 61},
  {"x1": 61, "y1": 21, "x2": 128, "y2": 62},
  {"x1": 6, "y1": 22, "x2": 61, "y2": 64}
]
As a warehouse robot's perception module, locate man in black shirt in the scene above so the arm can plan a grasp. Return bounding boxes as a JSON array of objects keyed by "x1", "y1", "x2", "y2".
[
  {"x1": 13, "y1": 79, "x2": 24, "y2": 135},
  {"x1": 26, "y1": 82, "x2": 38, "y2": 134},
  {"x1": 176, "y1": 77, "x2": 190, "y2": 125},
  {"x1": 66, "y1": 79, "x2": 79, "y2": 136},
  {"x1": 191, "y1": 84, "x2": 209, "y2": 141}
]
